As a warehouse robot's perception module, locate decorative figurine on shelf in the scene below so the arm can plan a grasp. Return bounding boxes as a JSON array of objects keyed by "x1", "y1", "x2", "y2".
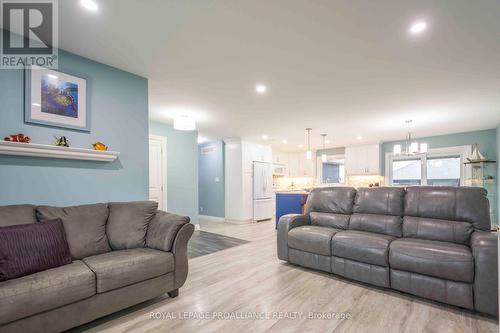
[
  {"x1": 467, "y1": 143, "x2": 487, "y2": 162},
  {"x1": 3, "y1": 133, "x2": 31, "y2": 143},
  {"x1": 54, "y1": 136, "x2": 70, "y2": 147},
  {"x1": 92, "y1": 142, "x2": 108, "y2": 151}
]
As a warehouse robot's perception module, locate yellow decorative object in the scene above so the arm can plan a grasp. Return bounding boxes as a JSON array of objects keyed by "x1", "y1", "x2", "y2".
[{"x1": 92, "y1": 142, "x2": 108, "y2": 151}]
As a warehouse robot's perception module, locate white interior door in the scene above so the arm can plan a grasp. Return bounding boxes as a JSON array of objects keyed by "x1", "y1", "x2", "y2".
[{"x1": 149, "y1": 135, "x2": 166, "y2": 210}]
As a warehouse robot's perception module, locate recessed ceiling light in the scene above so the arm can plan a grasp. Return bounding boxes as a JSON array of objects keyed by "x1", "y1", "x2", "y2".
[
  {"x1": 409, "y1": 21, "x2": 427, "y2": 35},
  {"x1": 357, "y1": 136, "x2": 363, "y2": 140},
  {"x1": 255, "y1": 84, "x2": 267, "y2": 94},
  {"x1": 297, "y1": 144, "x2": 303, "y2": 148},
  {"x1": 281, "y1": 139, "x2": 287, "y2": 144},
  {"x1": 262, "y1": 134, "x2": 269, "y2": 140},
  {"x1": 80, "y1": 0, "x2": 98, "y2": 12},
  {"x1": 173, "y1": 115, "x2": 196, "y2": 131},
  {"x1": 47, "y1": 74, "x2": 58, "y2": 79}
]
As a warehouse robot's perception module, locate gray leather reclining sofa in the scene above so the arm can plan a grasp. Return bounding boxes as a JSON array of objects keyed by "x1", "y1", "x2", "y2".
[
  {"x1": 277, "y1": 186, "x2": 498, "y2": 316},
  {"x1": 0, "y1": 202, "x2": 194, "y2": 333}
]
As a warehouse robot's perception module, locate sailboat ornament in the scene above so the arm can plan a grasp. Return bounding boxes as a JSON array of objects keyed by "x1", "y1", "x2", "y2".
[{"x1": 467, "y1": 144, "x2": 487, "y2": 162}]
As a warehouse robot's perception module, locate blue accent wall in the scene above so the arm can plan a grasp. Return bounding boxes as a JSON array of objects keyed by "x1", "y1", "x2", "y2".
[
  {"x1": 198, "y1": 141, "x2": 225, "y2": 217},
  {"x1": 149, "y1": 122, "x2": 199, "y2": 224},
  {"x1": 0, "y1": 50, "x2": 149, "y2": 206}
]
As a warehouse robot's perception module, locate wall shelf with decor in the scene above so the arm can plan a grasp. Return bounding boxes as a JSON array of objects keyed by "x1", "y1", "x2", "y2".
[
  {"x1": 464, "y1": 160, "x2": 497, "y2": 229},
  {"x1": 0, "y1": 141, "x2": 119, "y2": 162}
]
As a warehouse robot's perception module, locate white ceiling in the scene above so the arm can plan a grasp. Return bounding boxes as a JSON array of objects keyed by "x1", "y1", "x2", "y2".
[{"x1": 58, "y1": 0, "x2": 500, "y2": 151}]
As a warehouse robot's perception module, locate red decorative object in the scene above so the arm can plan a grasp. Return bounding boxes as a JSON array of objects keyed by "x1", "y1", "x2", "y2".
[{"x1": 3, "y1": 134, "x2": 31, "y2": 143}]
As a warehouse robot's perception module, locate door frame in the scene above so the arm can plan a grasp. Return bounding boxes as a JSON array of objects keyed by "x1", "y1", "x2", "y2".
[{"x1": 149, "y1": 134, "x2": 167, "y2": 210}]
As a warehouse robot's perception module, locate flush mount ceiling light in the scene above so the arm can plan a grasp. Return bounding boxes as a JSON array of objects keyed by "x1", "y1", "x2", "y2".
[
  {"x1": 255, "y1": 84, "x2": 267, "y2": 94},
  {"x1": 393, "y1": 120, "x2": 427, "y2": 155},
  {"x1": 409, "y1": 21, "x2": 427, "y2": 35},
  {"x1": 173, "y1": 115, "x2": 196, "y2": 131},
  {"x1": 305, "y1": 128, "x2": 312, "y2": 160},
  {"x1": 321, "y1": 134, "x2": 327, "y2": 163},
  {"x1": 80, "y1": 0, "x2": 99, "y2": 11}
]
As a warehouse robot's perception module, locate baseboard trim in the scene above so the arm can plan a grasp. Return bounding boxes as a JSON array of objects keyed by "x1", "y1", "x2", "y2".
[{"x1": 199, "y1": 215, "x2": 226, "y2": 222}]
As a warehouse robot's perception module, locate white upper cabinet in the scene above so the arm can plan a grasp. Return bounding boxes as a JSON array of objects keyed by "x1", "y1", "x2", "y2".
[
  {"x1": 287, "y1": 153, "x2": 300, "y2": 177},
  {"x1": 301, "y1": 155, "x2": 316, "y2": 177},
  {"x1": 281, "y1": 152, "x2": 315, "y2": 177},
  {"x1": 273, "y1": 151, "x2": 288, "y2": 165},
  {"x1": 345, "y1": 144, "x2": 380, "y2": 175}
]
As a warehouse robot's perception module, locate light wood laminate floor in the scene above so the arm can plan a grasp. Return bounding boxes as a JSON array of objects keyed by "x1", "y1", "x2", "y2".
[{"x1": 71, "y1": 218, "x2": 498, "y2": 333}]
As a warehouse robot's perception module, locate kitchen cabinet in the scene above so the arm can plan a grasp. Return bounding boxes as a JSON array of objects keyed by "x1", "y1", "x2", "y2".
[
  {"x1": 302, "y1": 156, "x2": 316, "y2": 177},
  {"x1": 274, "y1": 151, "x2": 316, "y2": 178},
  {"x1": 287, "y1": 153, "x2": 300, "y2": 177},
  {"x1": 273, "y1": 151, "x2": 288, "y2": 165},
  {"x1": 345, "y1": 144, "x2": 380, "y2": 175}
]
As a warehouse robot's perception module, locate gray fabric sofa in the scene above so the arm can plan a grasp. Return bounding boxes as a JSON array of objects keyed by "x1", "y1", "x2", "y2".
[
  {"x1": 277, "y1": 186, "x2": 498, "y2": 316},
  {"x1": 0, "y1": 202, "x2": 194, "y2": 333}
]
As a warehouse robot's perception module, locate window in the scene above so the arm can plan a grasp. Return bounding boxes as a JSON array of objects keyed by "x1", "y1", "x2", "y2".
[
  {"x1": 387, "y1": 147, "x2": 465, "y2": 187},
  {"x1": 427, "y1": 156, "x2": 461, "y2": 186},
  {"x1": 392, "y1": 159, "x2": 421, "y2": 185},
  {"x1": 319, "y1": 155, "x2": 345, "y2": 184},
  {"x1": 322, "y1": 162, "x2": 345, "y2": 183}
]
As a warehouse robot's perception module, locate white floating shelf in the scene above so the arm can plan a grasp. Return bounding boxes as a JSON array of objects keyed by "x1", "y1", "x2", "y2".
[{"x1": 0, "y1": 141, "x2": 120, "y2": 162}]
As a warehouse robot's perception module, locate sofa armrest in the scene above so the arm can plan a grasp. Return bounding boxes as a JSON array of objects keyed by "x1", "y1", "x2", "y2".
[
  {"x1": 471, "y1": 230, "x2": 498, "y2": 316},
  {"x1": 277, "y1": 214, "x2": 310, "y2": 261},
  {"x1": 146, "y1": 211, "x2": 194, "y2": 290},
  {"x1": 146, "y1": 211, "x2": 190, "y2": 252}
]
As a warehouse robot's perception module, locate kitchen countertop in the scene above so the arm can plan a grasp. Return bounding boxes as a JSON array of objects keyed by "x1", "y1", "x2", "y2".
[{"x1": 275, "y1": 190, "x2": 309, "y2": 195}]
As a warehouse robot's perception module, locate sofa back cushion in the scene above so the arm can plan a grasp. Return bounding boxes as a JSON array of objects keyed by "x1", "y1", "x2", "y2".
[
  {"x1": 354, "y1": 187, "x2": 405, "y2": 216},
  {"x1": 0, "y1": 218, "x2": 72, "y2": 281},
  {"x1": 349, "y1": 187, "x2": 404, "y2": 237},
  {"x1": 306, "y1": 187, "x2": 356, "y2": 215},
  {"x1": 107, "y1": 201, "x2": 158, "y2": 250},
  {"x1": 306, "y1": 187, "x2": 356, "y2": 229},
  {"x1": 309, "y1": 212, "x2": 350, "y2": 229},
  {"x1": 349, "y1": 214, "x2": 402, "y2": 237},
  {"x1": 36, "y1": 203, "x2": 111, "y2": 260},
  {"x1": 0, "y1": 205, "x2": 37, "y2": 227},
  {"x1": 404, "y1": 186, "x2": 491, "y2": 231},
  {"x1": 403, "y1": 216, "x2": 473, "y2": 245}
]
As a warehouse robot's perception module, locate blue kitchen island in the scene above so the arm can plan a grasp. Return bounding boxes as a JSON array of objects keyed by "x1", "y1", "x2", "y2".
[{"x1": 275, "y1": 191, "x2": 309, "y2": 228}]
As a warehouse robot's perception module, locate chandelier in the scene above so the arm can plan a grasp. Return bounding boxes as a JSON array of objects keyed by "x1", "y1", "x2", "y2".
[{"x1": 393, "y1": 120, "x2": 427, "y2": 155}]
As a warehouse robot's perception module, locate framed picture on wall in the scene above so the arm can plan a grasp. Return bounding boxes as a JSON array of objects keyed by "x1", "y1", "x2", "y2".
[{"x1": 25, "y1": 66, "x2": 90, "y2": 132}]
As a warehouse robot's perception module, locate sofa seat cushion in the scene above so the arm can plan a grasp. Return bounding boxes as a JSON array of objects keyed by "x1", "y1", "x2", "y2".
[
  {"x1": 288, "y1": 226, "x2": 342, "y2": 256},
  {"x1": 332, "y1": 231, "x2": 395, "y2": 266},
  {"x1": 0, "y1": 261, "x2": 95, "y2": 324},
  {"x1": 389, "y1": 238, "x2": 474, "y2": 283},
  {"x1": 83, "y1": 248, "x2": 174, "y2": 293}
]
